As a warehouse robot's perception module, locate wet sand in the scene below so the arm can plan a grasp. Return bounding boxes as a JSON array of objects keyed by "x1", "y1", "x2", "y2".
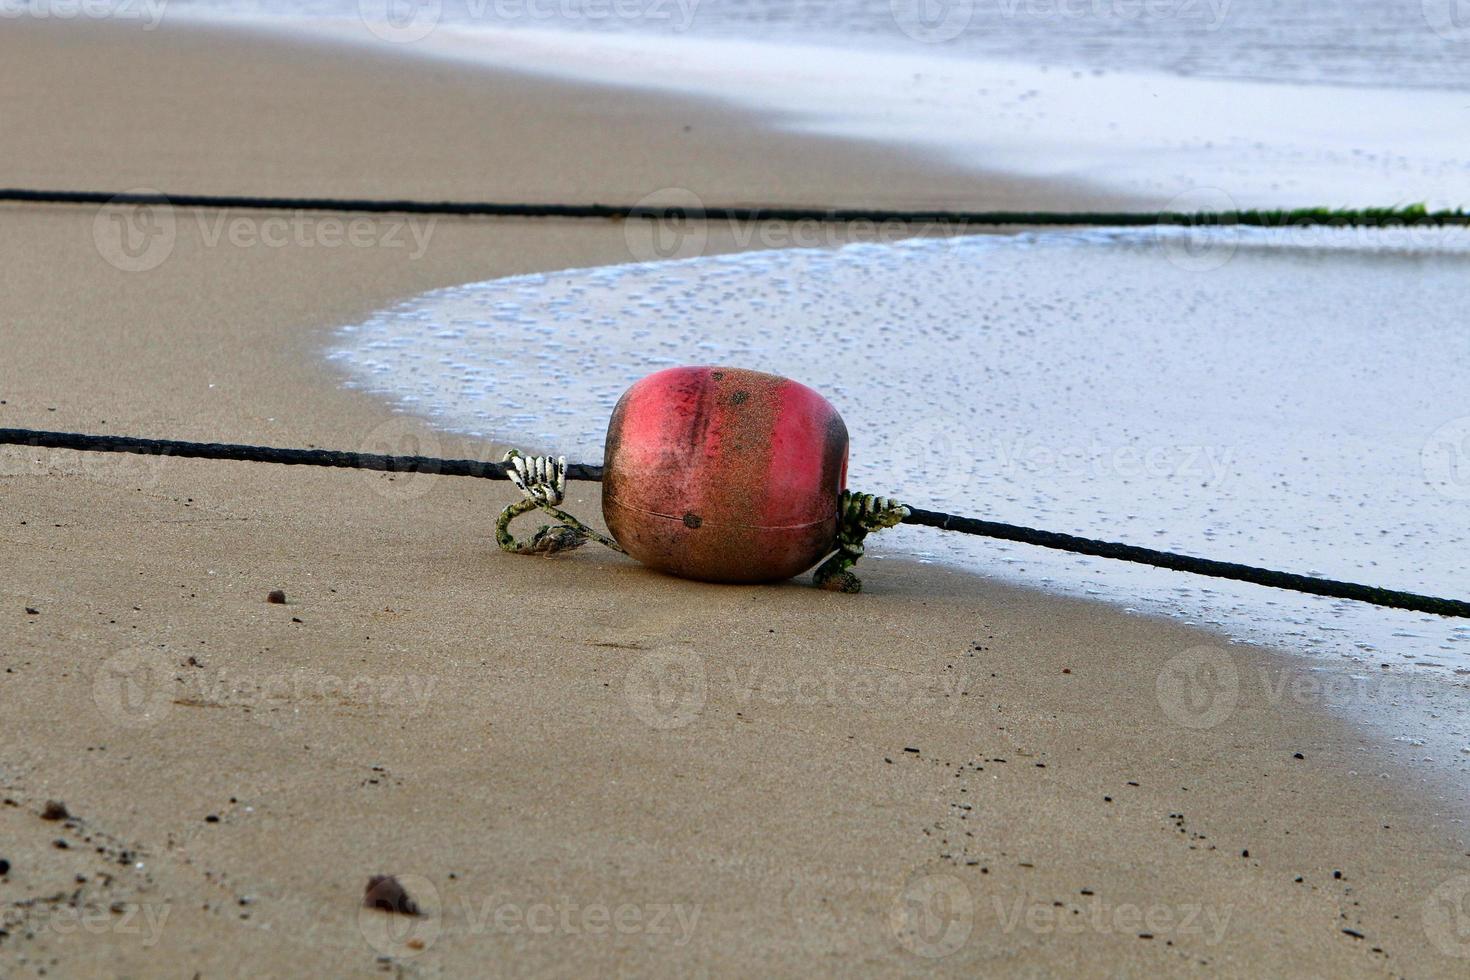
[{"x1": 2, "y1": 17, "x2": 1469, "y2": 977}]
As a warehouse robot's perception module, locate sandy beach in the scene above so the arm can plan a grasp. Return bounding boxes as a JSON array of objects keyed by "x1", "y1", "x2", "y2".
[{"x1": 3, "y1": 17, "x2": 1470, "y2": 977}]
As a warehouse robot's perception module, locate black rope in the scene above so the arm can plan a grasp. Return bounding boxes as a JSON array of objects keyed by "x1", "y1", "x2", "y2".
[
  {"x1": 2, "y1": 188, "x2": 1467, "y2": 228},
  {"x1": 3, "y1": 427, "x2": 1465, "y2": 618},
  {"x1": 0, "y1": 428, "x2": 603, "y2": 482},
  {"x1": 902, "y1": 508, "x2": 1470, "y2": 619}
]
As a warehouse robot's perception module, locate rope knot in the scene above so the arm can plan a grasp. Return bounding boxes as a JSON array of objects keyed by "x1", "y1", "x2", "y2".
[
  {"x1": 812, "y1": 490, "x2": 911, "y2": 593},
  {"x1": 495, "y1": 450, "x2": 624, "y2": 556},
  {"x1": 505, "y1": 450, "x2": 567, "y2": 508}
]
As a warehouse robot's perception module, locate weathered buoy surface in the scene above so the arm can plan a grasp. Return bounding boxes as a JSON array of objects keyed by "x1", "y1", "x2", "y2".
[{"x1": 602, "y1": 366, "x2": 849, "y2": 583}]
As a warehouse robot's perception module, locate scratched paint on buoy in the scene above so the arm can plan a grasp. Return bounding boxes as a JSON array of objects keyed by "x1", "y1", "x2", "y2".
[{"x1": 329, "y1": 228, "x2": 1470, "y2": 686}]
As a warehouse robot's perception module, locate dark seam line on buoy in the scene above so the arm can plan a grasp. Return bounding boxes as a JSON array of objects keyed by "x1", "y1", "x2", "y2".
[{"x1": 604, "y1": 497, "x2": 835, "y2": 531}]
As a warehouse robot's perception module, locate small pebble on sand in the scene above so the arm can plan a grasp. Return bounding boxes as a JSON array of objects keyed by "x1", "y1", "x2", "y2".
[{"x1": 364, "y1": 875, "x2": 422, "y2": 916}]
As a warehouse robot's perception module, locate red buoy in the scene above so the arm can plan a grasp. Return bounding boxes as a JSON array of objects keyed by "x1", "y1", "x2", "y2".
[{"x1": 602, "y1": 366, "x2": 849, "y2": 583}]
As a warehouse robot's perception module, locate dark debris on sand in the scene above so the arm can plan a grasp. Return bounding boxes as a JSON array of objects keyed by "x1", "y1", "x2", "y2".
[{"x1": 364, "y1": 875, "x2": 422, "y2": 916}]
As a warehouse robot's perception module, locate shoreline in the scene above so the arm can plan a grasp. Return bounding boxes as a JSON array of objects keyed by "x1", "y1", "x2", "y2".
[
  {"x1": 325, "y1": 223, "x2": 1470, "y2": 677},
  {"x1": 2, "y1": 15, "x2": 1469, "y2": 975},
  {"x1": 226, "y1": 13, "x2": 1470, "y2": 210},
  {"x1": 0, "y1": 14, "x2": 1141, "y2": 212},
  {"x1": 321, "y1": 222, "x2": 1470, "y2": 809}
]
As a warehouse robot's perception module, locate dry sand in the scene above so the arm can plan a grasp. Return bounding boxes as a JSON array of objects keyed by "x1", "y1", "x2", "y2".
[{"x1": 2, "y1": 17, "x2": 1469, "y2": 978}]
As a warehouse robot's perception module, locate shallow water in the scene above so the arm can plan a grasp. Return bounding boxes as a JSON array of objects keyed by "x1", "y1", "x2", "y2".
[
  {"x1": 51, "y1": 1, "x2": 1462, "y2": 208},
  {"x1": 329, "y1": 227, "x2": 1470, "y2": 677},
  {"x1": 147, "y1": 0, "x2": 1470, "y2": 92}
]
